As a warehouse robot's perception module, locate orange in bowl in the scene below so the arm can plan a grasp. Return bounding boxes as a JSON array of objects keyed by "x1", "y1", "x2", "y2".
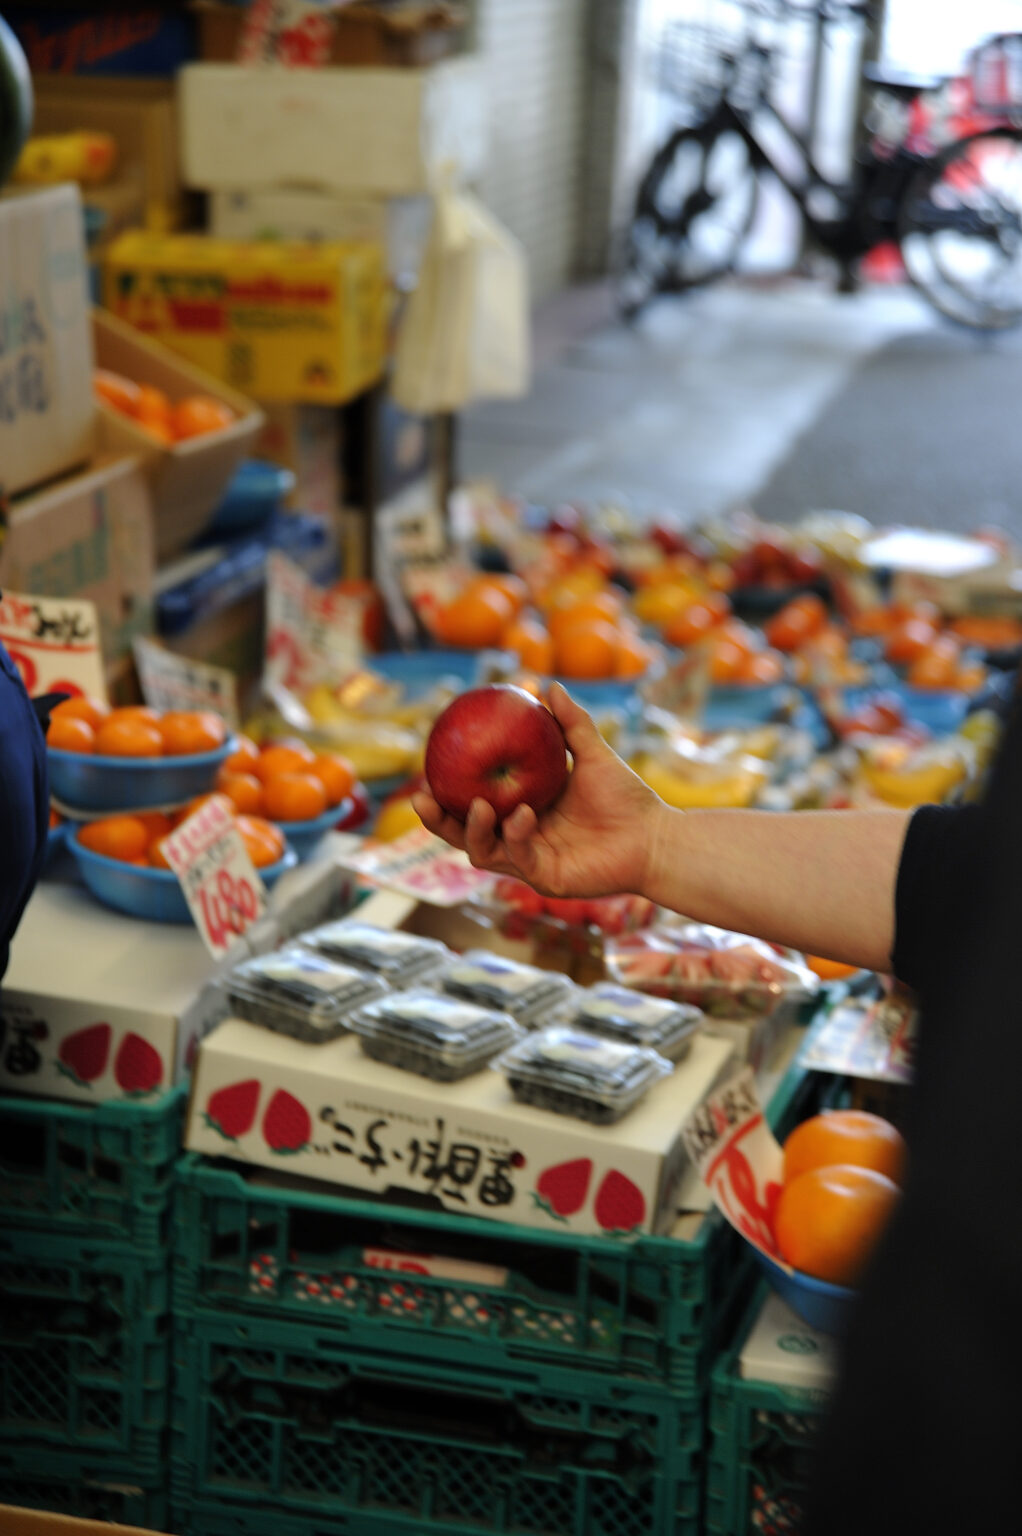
[
  {"x1": 50, "y1": 696, "x2": 110, "y2": 732},
  {"x1": 78, "y1": 815, "x2": 150, "y2": 864},
  {"x1": 47, "y1": 715, "x2": 96, "y2": 754},
  {"x1": 235, "y1": 814, "x2": 287, "y2": 868},
  {"x1": 309, "y1": 753, "x2": 356, "y2": 807},
  {"x1": 158, "y1": 710, "x2": 227, "y2": 757},
  {"x1": 773, "y1": 1164, "x2": 900, "y2": 1288},
  {"x1": 254, "y1": 741, "x2": 316, "y2": 784},
  {"x1": 93, "y1": 713, "x2": 164, "y2": 759},
  {"x1": 262, "y1": 772, "x2": 329, "y2": 824}
]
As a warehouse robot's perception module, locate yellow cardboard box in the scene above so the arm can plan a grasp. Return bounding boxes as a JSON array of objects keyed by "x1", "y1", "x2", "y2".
[{"x1": 104, "y1": 232, "x2": 387, "y2": 405}]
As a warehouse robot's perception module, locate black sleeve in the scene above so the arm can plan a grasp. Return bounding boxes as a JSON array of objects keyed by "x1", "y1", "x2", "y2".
[{"x1": 891, "y1": 803, "x2": 983, "y2": 994}]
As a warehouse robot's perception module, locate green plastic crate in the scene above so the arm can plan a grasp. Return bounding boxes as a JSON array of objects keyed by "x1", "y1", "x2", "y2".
[
  {"x1": 705, "y1": 1285, "x2": 830, "y2": 1536},
  {"x1": 0, "y1": 1225, "x2": 172, "y2": 1475},
  {"x1": 0, "y1": 1083, "x2": 186, "y2": 1250},
  {"x1": 172, "y1": 1311, "x2": 704, "y2": 1536},
  {"x1": 171, "y1": 1049, "x2": 822, "y2": 1396},
  {"x1": 0, "y1": 1447, "x2": 169, "y2": 1530}
]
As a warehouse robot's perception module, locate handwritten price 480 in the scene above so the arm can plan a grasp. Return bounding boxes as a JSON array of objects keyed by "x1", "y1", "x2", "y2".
[{"x1": 196, "y1": 868, "x2": 260, "y2": 950}]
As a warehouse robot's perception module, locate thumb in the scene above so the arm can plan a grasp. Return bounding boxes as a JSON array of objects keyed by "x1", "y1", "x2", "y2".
[{"x1": 547, "y1": 682, "x2": 608, "y2": 762}]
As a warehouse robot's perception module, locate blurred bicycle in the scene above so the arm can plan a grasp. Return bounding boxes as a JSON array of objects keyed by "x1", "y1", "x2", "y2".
[{"x1": 618, "y1": 3, "x2": 1022, "y2": 330}]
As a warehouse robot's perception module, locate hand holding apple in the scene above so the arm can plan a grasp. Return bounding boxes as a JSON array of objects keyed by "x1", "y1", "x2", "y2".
[{"x1": 415, "y1": 682, "x2": 667, "y2": 900}]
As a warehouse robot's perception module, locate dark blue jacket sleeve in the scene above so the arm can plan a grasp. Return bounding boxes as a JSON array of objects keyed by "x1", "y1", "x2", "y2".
[{"x1": 0, "y1": 640, "x2": 50, "y2": 980}]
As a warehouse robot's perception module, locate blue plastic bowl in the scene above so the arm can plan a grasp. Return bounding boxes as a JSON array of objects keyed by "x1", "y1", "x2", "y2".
[
  {"x1": 274, "y1": 797, "x2": 352, "y2": 861},
  {"x1": 840, "y1": 683, "x2": 968, "y2": 737},
  {"x1": 753, "y1": 1248, "x2": 857, "y2": 1335},
  {"x1": 44, "y1": 822, "x2": 66, "y2": 870},
  {"x1": 371, "y1": 650, "x2": 514, "y2": 699},
  {"x1": 553, "y1": 676, "x2": 644, "y2": 714},
  {"x1": 68, "y1": 828, "x2": 298, "y2": 924},
  {"x1": 704, "y1": 684, "x2": 829, "y2": 746},
  {"x1": 48, "y1": 738, "x2": 238, "y2": 814}
]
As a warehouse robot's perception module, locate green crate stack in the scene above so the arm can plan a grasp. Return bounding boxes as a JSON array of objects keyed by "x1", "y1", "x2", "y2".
[
  {"x1": 705, "y1": 1286, "x2": 831, "y2": 1536},
  {"x1": 0, "y1": 1085, "x2": 184, "y2": 1528}
]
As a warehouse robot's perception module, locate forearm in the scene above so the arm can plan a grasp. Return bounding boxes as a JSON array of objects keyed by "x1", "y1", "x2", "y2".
[{"x1": 643, "y1": 806, "x2": 913, "y2": 974}]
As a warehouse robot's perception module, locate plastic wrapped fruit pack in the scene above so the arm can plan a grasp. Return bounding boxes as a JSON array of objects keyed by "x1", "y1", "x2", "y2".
[
  {"x1": 474, "y1": 877, "x2": 656, "y2": 954},
  {"x1": 605, "y1": 922, "x2": 818, "y2": 1017}
]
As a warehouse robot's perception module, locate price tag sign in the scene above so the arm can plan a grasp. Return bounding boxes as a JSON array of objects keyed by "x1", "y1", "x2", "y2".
[
  {"x1": 682, "y1": 1067, "x2": 789, "y2": 1266},
  {"x1": 133, "y1": 638, "x2": 240, "y2": 729},
  {"x1": 264, "y1": 552, "x2": 364, "y2": 696},
  {"x1": 345, "y1": 826, "x2": 497, "y2": 908},
  {"x1": 161, "y1": 795, "x2": 267, "y2": 959},
  {"x1": 239, "y1": 0, "x2": 334, "y2": 65},
  {"x1": 0, "y1": 591, "x2": 106, "y2": 701}
]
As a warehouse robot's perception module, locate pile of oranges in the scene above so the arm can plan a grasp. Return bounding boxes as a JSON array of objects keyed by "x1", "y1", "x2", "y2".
[
  {"x1": 95, "y1": 368, "x2": 235, "y2": 447},
  {"x1": 772, "y1": 1109, "x2": 904, "y2": 1287},
  {"x1": 78, "y1": 807, "x2": 286, "y2": 870},
  {"x1": 47, "y1": 699, "x2": 227, "y2": 758},
  {"x1": 214, "y1": 736, "x2": 356, "y2": 824},
  {"x1": 853, "y1": 601, "x2": 986, "y2": 692}
]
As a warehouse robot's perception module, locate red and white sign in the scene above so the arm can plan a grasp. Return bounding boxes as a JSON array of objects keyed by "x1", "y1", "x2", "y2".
[
  {"x1": 346, "y1": 826, "x2": 497, "y2": 908},
  {"x1": 239, "y1": 0, "x2": 334, "y2": 66},
  {"x1": 265, "y1": 552, "x2": 364, "y2": 697},
  {"x1": 0, "y1": 590, "x2": 106, "y2": 702},
  {"x1": 133, "y1": 637, "x2": 240, "y2": 730},
  {"x1": 162, "y1": 795, "x2": 267, "y2": 959},
  {"x1": 682, "y1": 1067, "x2": 789, "y2": 1266}
]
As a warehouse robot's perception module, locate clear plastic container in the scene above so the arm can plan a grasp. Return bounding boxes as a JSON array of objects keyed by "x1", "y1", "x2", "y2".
[
  {"x1": 561, "y1": 983, "x2": 702, "y2": 1061},
  {"x1": 225, "y1": 945, "x2": 388, "y2": 1043},
  {"x1": 350, "y1": 990, "x2": 523, "y2": 1081},
  {"x1": 438, "y1": 950, "x2": 576, "y2": 1026},
  {"x1": 495, "y1": 1026, "x2": 673, "y2": 1124},
  {"x1": 298, "y1": 920, "x2": 452, "y2": 989}
]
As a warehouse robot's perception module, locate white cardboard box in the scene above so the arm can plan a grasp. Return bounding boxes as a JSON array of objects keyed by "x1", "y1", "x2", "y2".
[
  {"x1": 0, "y1": 837, "x2": 357, "y2": 1105},
  {"x1": 209, "y1": 188, "x2": 432, "y2": 287},
  {"x1": 0, "y1": 185, "x2": 94, "y2": 497},
  {"x1": 186, "y1": 1017, "x2": 737, "y2": 1238},
  {"x1": 179, "y1": 60, "x2": 486, "y2": 196},
  {"x1": 739, "y1": 1288, "x2": 837, "y2": 1393}
]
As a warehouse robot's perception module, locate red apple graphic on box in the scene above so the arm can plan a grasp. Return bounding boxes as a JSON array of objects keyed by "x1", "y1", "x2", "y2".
[
  {"x1": 424, "y1": 685, "x2": 569, "y2": 824},
  {"x1": 57, "y1": 1022, "x2": 111, "y2": 1088}
]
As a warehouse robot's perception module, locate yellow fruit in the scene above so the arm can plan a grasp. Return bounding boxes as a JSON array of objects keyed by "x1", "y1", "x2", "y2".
[
  {"x1": 632, "y1": 583, "x2": 700, "y2": 625},
  {"x1": 859, "y1": 753, "x2": 965, "y2": 808},
  {"x1": 632, "y1": 754, "x2": 764, "y2": 809},
  {"x1": 372, "y1": 795, "x2": 423, "y2": 843}
]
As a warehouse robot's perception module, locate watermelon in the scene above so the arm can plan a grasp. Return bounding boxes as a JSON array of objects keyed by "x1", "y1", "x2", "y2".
[{"x1": 0, "y1": 16, "x2": 33, "y2": 190}]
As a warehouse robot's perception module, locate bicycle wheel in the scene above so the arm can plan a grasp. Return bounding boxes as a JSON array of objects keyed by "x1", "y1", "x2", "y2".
[
  {"x1": 898, "y1": 128, "x2": 1022, "y2": 331},
  {"x1": 617, "y1": 120, "x2": 759, "y2": 320}
]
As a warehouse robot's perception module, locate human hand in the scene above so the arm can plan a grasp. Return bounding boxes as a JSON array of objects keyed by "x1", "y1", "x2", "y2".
[{"x1": 412, "y1": 682, "x2": 670, "y2": 899}]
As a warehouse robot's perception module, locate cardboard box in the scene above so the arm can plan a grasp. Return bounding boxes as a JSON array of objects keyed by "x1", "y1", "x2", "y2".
[
  {"x1": 104, "y1": 233, "x2": 387, "y2": 408},
  {"x1": 0, "y1": 1508, "x2": 172, "y2": 1536},
  {"x1": 32, "y1": 75, "x2": 185, "y2": 234},
  {"x1": 253, "y1": 403, "x2": 344, "y2": 519},
  {"x1": 179, "y1": 59, "x2": 486, "y2": 196},
  {"x1": 5, "y1": 5, "x2": 194, "y2": 76},
  {"x1": 208, "y1": 188, "x2": 432, "y2": 289},
  {"x1": 187, "y1": 1016, "x2": 736, "y2": 1238},
  {"x1": 0, "y1": 186, "x2": 94, "y2": 498},
  {"x1": 194, "y1": 0, "x2": 466, "y2": 68},
  {"x1": 739, "y1": 1289, "x2": 837, "y2": 1392},
  {"x1": 93, "y1": 307, "x2": 264, "y2": 563},
  {"x1": 0, "y1": 454, "x2": 155, "y2": 682}
]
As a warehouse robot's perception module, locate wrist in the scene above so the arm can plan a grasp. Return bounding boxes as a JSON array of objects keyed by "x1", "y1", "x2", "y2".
[{"x1": 640, "y1": 799, "x2": 682, "y2": 906}]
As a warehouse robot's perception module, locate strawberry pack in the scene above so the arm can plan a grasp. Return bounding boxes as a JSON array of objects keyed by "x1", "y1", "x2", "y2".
[
  {"x1": 186, "y1": 1017, "x2": 738, "y2": 1237},
  {"x1": 605, "y1": 922, "x2": 819, "y2": 1018}
]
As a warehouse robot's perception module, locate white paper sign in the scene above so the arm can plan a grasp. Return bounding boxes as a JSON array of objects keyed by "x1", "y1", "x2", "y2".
[
  {"x1": 0, "y1": 590, "x2": 106, "y2": 701},
  {"x1": 682, "y1": 1067, "x2": 789, "y2": 1266},
  {"x1": 133, "y1": 638, "x2": 240, "y2": 729},
  {"x1": 162, "y1": 795, "x2": 267, "y2": 959},
  {"x1": 800, "y1": 994, "x2": 916, "y2": 1085},
  {"x1": 264, "y1": 552, "x2": 364, "y2": 696},
  {"x1": 345, "y1": 826, "x2": 497, "y2": 908}
]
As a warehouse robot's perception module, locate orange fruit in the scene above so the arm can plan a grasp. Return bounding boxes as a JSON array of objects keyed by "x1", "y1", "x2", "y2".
[
  {"x1": 885, "y1": 618, "x2": 939, "y2": 665},
  {"x1": 433, "y1": 586, "x2": 515, "y2": 649},
  {"x1": 774, "y1": 1164, "x2": 900, "y2": 1287},
  {"x1": 158, "y1": 710, "x2": 227, "y2": 757},
  {"x1": 93, "y1": 715, "x2": 163, "y2": 758},
  {"x1": 632, "y1": 582, "x2": 696, "y2": 626},
  {"x1": 49, "y1": 807, "x2": 61, "y2": 829},
  {"x1": 504, "y1": 613, "x2": 555, "y2": 674},
  {"x1": 262, "y1": 772, "x2": 329, "y2": 823},
  {"x1": 172, "y1": 395, "x2": 234, "y2": 440},
  {"x1": 782, "y1": 1109, "x2": 906, "y2": 1187},
  {"x1": 148, "y1": 838, "x2": 173, "y2": 870},
  {"x1": 235, "y1": 814, "x2": 286, "y2": 868},
  {"x1": 135, "y1": 811, "x2": 173, "y2": 845},
  {"x1": 906, "y1": 635, "x2": 961, "y2": 690},
  {"x1": 221, "y1": 735, "x2": 261, "y2": 776},
  {"x1": 474, "y1": 573, "x2": 528, "y2": 616},
  {"x1": 310, "y1": 753, "x2": 356, "y2": 807},
  {"x1": 93, "y1": 368, "x2": 141, "y2": 416},
  {"x1": 548, "y1": 591, "x2": 623, "y2": 639},
  {"x1": 663, "y1": 601, "x2": 722, "y2": 648},
  {"x1": 806, "y1": 954, "x2": 859, "y2": 982},
  {"x1": 109, "y1": 706, "x2": 160, "y2": 724},
  {"x1": 78, "y1": 815, "x2": 150, "y2": 864},
  {"x1": 47, "y1": 715, "x2": 95, "y2": 754},
  {"x1": 739, "y1": 649, "x2": 786, "y2": 685},
  {"x1": 554, "y1": 618, "x2": 619, "y2": 680},
  {"x1": 956, "y1": 662, "x2": 986, "y2": 693},
  {"x1": 137, "y1": 415, "x2": 174, "y2": 447},
  {"x1": 951, "y1": 615, "x2": 1022, "y2": 649},
  {"x1": 766, "y1": 601, "x2": 816, "y2": 652},
  {"x1": 709, "y1": 638, "x2": 748, "y2": 684},
  {"x1": 50, "y1": 696, "x2": 110, "y2": 731},
  {"x1": 217, "y1": 771, "x2": 264, "y2": 816},
  {"x1": 255, "y1": 741, "x2": 316, "y2": 783},
  {"x1": 615, "y1": 630, "x2": 653, "y2": 679},
  {"x1": 136, "y1": 384, "x2": 171, "y2": 423},
  {"x1": 851, "y1": 605, "x2": 896, "y2": 637}
]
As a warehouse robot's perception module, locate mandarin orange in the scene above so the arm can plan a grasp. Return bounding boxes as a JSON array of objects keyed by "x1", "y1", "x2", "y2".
[
  {"x1": 782, "y1": 1110, "x2": 906, "y2": 1187},
  {"x1": 78, "y1": 815, "x2": 150, "y2": 863},
  {"x1": 262, "y1": 772, "x2": 328, "y2": 823},
  {"x1": 47, "y1": 716, "x2": 95, "y2": 754},
  {"x1": 774, "y1": 1164, "x2": 899, "y2": 1287}
]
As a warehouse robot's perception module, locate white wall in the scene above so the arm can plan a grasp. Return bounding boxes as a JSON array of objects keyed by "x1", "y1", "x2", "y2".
[{"x1": 474, "y1": 0, "x2": 587, "y2": 300}]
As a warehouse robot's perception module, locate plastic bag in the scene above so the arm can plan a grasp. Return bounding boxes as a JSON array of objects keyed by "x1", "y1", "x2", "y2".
[
  {"x1": 470, "y1": 876, "x2": 656, "y2": 955},
  {"x1": 605, "y1": 923, "x2": 819, "y2": 1017},
  {"x1": 392, "y1": 177, "x2": 530, "y2": 412}
]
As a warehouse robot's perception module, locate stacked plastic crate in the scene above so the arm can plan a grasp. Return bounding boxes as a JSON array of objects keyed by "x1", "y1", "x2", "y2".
[
  {"x1": 0, "y1": 1084, "x2": 187, "y2": 1527},
  {"x1": 169, "y1": 1052, "x2": 821, "y2": 1536}
]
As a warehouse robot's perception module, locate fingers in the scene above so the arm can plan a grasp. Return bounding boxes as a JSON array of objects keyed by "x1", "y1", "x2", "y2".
[
  {"x1": 412, "y1": 791, "x2": 468, "y2": 853},
  {"x1": 463, "y1": 798, "x2": 502, "y2": 869},
  {"x1": 547, "y1": 681, "x2": 608, "y2": 761},
  {"x1": 500, "y1": 802, "x2": 541, "y2": 880}
]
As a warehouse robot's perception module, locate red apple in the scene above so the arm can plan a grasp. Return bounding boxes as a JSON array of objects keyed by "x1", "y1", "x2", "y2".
[{"x1": 425, "y1": 685, "x2": 569, "y2": 824}]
